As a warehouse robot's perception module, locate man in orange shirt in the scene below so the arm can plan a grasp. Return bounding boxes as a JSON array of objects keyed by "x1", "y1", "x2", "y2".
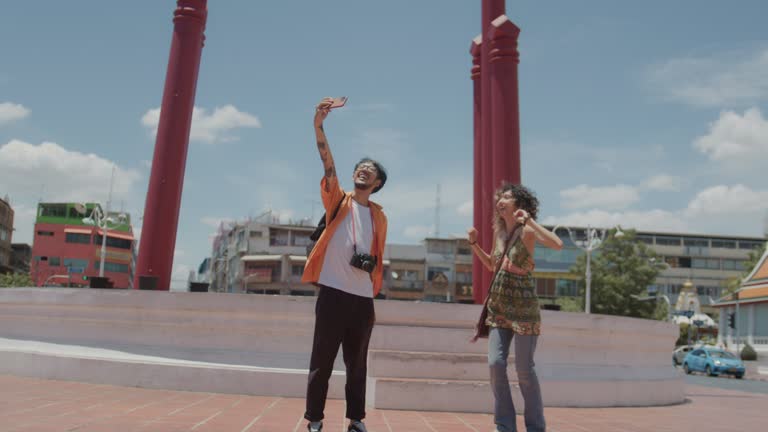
[{"x1": 302, "y1": 98, "x2": 388, "y2": 432}]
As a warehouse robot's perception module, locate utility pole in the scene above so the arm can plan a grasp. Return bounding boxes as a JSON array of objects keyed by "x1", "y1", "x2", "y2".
[{"x1": 434, "y1": 184, "x2": 441, "y2": 238}]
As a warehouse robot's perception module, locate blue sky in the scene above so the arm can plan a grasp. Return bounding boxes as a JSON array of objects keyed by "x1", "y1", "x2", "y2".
[{"x1": 2, "y1": 1, "x2": 767, "y2": 288}]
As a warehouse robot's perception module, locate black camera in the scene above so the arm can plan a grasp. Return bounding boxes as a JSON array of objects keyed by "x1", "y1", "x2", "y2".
[{"x1": 350, "y1": 252, "x2": 377, "y2": 274}]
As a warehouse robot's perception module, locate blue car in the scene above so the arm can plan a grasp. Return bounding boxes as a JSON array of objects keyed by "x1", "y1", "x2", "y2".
[{"x1": 683, "y1": 347, "x2": 745, "y2": 378}]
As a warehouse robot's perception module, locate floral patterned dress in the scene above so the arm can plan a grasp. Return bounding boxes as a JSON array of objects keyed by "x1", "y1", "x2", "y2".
[{"x1": 485, "y1": 234, "x2": 541, "y2": 335}]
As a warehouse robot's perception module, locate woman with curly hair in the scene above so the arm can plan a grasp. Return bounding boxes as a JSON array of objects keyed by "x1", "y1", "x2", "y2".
[{"x1": 467, "y1": 182, "x2": 563, "y2": 432}]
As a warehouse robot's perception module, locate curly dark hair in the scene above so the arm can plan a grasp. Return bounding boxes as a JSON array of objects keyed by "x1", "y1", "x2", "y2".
[{"x1": 492, "y1": 182, "x2": 540, "y2": 235}]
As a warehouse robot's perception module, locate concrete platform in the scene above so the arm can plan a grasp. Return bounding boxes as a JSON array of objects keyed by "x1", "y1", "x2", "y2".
[{"x1": 0, "y1": 288, "x2": 685, "y2": 411}]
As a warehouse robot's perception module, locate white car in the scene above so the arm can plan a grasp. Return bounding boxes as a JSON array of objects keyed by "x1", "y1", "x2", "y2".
[{"x1": 673, "y1": 345, "x2": 694, "y2": 365}]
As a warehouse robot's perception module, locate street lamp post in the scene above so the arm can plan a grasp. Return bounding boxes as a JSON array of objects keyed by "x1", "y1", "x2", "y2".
[{"x1": 553, "y1": 225, "x2": 624, "y2": 314}]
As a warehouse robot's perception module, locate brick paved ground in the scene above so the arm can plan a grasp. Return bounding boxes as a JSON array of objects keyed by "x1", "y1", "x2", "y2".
[{"x1": 0, "y1": 375, "x2": 764, "y2": 432}]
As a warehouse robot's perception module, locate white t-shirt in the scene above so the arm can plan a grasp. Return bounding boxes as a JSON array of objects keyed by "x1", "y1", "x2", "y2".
[{"x1": 318, "y1": 200, "x2": 375, "y2": 298}]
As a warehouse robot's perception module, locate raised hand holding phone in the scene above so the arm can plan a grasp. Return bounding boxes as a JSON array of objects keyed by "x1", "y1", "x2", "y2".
[{"x1": 329, "y1": 96, "x2": 348, "y2": 109}]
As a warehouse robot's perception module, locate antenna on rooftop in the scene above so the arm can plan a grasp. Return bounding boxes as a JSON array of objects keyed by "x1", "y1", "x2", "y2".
[{"x1": 434, "y1": 183, "x2": 441, "y2": 238}]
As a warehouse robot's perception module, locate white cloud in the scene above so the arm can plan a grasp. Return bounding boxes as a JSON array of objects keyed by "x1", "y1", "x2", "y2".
[
  {"x1": 457, "y1": 200, "x2": 473, "y2": 217},
  {"x1": 647, "y1": 47, "x2": 768, "y2": 107},
  {"x1": 642, "y1": 174, "x2": 682, "y2": 192},
  {"x1": 0, "y1": 102, "x2": 30, "y2": 124},
  {"x1": 560, "y1": 184, "x2": 640, "y2": 210},
  {"x1": 544, "y1": 184, "x2": 768, "y2": 236},
  {"x1": 693, "y1": 108, "x2": 768, "y2": 163},
  {"x1": 141, "y1": 105, "x2": 261, "y2": 144},
  {"x1": 0, "y1": 140, "x2": 142, "y2": 243},
  {"x1": 542, "y1": 209, "x2": 686, "y2": 233},
  {"x1": 684, "y1": 184, "x2": 768, "y2": 216}
]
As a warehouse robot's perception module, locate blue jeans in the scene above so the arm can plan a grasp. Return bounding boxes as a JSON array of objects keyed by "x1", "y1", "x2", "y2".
[{"x1": 488, "y1": 328, "x2": 545, "y2": 432}]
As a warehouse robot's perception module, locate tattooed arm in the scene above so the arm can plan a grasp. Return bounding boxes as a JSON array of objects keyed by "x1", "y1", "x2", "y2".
[{"x1": 314, "y1": 98, "x2": 337, "y2": 192}]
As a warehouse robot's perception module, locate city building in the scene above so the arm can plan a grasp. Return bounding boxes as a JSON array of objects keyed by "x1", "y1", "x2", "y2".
[
  {"x1": 209, "y1": 213, "x2": 396, "y2": 296},
  {"x1": 11, "y1": 243, "x2": 31, "y2": 275},
  {"x1": 210, "y1": 213, "x2": 322, "y2": 295},
  {"x1": 383, "y1": 227, "x2": 765, "y2": 307},
  {"x1": 714, "y1": 244, "x2": 768, "y2": 353},
  {"x1": 0, "y1": 196, "x2": 14, "y2": 274},
  {"x1": 31, "y1": 202, "x2": 136, "y2": 288},
  {"x1": 533, "y1": 227, "x2": 765, "y2": 307},
  {"x1": 385, "y1": 244, "x2": 426, "y2": 301}
]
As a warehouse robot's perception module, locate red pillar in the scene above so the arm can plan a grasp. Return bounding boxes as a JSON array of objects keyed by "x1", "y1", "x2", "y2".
[
  {"x1": 477, "y1": 0, "x2": 505, "y2": 302},
  {"x1": 470, "y1": 37, "x2": 484, "y2": 304},
  {"x1": 489, "y1": 16, "x2": 521, "y2": 187},
  {"x1": 135, "y1": 0, "x2": 208, "y2": 290}
]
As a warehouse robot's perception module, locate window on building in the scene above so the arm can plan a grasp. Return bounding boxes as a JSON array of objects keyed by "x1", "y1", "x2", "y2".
[
  {"x1": 636, "y1": 235, "x2": 654, "y2": 245},
  {"x1": 655, "y1": 236, "x2": 681, "y2": 246},
  {"x1": 68, "y1": 207, "x2": 84, "y2": 219},
  {"x1": 678, "y1": 257, "x2": 691, "y2": 268},
  {"x1": 555, "y1": 279, "x2": 579, "y2": 297},
  {"x1": 427, "y1": 267, "x2": 450, "y2": 281},
  {"x1": 93, "y1": 234, "x2": 132, "y2": 250},
  {"x1": 427, "y1": 241, "x2": 453, "y2": 255},
  {"x1": 40, "y1": 204, "x2": 67, "y2": 218},
  {"x1": 457, "y1": 244, "x2": 472, "y2": 255},
  {"x1": 292, "y1": 265, "x2": 304, "y2": 277},
  {"x1": 269, "y1": 229, "x2": 289, "y2": 246},
  {"x1": 456, "y1": 272, "x2": 472, "y2": 284},
  {"x1": 0, "y1": 229, "x2": 7, "y2": 241},
  {"x1": 63, "y1": 258, "x2": 89, "y2": 270},
  {"x1": 393, "y1": 269, "x2": 420, "y2": 281},
  {"x1": 249, "y1": 231, "x2": 263, "y2": 238},
  {"x1": 66, "y1": 233, "x2": 91, "y2": 244},
  {"x1": 291, "y1": 232, "x2": 312, "y2": 247},
  {"x1": 36, "y1": 231, "x2": 54, "y2": 237},
  {"x1": 739, "y1": 240, "x2": 765, "y2": 250},
  {"x1": 94, "y1": 261, "x2": 130, "y2": 273},
  {"x1": 49, "y1": 257, "x2": 61, "y2": 266},
  {"x1": 707, "y1": 259, "x2": 720, "y2": 270},
  {"x1": 712, "y1": 239, "x2": 737, "y2": 249},
  {"x1": 683, "y1": 237, "x2": 709, "y2": 247},
  {"x1": 692, "y1": 258, "x2": 707, "y2": 269}
]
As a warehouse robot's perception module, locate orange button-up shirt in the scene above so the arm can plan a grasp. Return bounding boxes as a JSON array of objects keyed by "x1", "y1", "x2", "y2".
[{"x1": 302, "y1": 176, "x2": 388, "y2": 297}]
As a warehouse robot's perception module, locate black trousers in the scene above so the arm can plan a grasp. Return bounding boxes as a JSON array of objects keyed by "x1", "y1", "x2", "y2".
[{"x1": 304, "y1": 285, "x2": 375, "y2": 422}]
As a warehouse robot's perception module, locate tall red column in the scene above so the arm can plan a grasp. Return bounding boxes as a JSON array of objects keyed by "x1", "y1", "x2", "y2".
[
  {"x1": 470, "y1": 37, "x2": 484, "y2": 304},
  {"x1": 489, "y1": 16, "x2": 521, "y2": 188},
  {"x1": 135, "y1": 0, "x2": 208, "y2": 290},
  {"x1": 476, "y1": 0, "x2": 505, "y2": 302}
]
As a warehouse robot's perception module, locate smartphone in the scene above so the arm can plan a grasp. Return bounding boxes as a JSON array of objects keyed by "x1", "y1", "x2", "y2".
[{"x1": 329, "y1": 96, "x2": 348, "y2": 109}]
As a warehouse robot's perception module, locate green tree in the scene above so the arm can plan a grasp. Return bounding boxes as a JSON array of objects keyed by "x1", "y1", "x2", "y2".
[
  {"x1": 722, "y1": 242, "x2": 767, "y2": 297},
  {"x1": 570, "y1": 228, "x2": 661, "y2": 319},
  {"x1": 555, "y1": 296, "x2": 584, "y2": 313},
  {"x1": 0, "y1": 273, "x2": 33, "y2": 288}
]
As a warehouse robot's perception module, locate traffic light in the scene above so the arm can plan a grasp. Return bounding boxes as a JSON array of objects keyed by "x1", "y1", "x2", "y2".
[
  {"x1": 728, "y1": 313, "x2": 735, "y2": 329},
  {"x1": 82, "y1": 275, "x2": 89, "y2": 281}
]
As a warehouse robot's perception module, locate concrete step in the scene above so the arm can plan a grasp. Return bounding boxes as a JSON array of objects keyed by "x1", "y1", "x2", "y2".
[
  {"x1": 0, "y1": 338, "x2": 345, "y2": 399},
  {"x1": 369, "y1": 349, "x2": 503, "y2": 381},
  {"x1": 367, "y1": 376, "x2": 522, "y2": 413}
]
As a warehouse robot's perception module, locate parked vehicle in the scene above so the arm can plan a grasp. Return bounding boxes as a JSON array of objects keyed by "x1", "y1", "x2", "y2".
[
  {"x1": 683, "y1": 348, "x2": 745, "y2": 378},
  {"x1": 673, "y1": 345, "x2": 694, "y2": 365}
]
